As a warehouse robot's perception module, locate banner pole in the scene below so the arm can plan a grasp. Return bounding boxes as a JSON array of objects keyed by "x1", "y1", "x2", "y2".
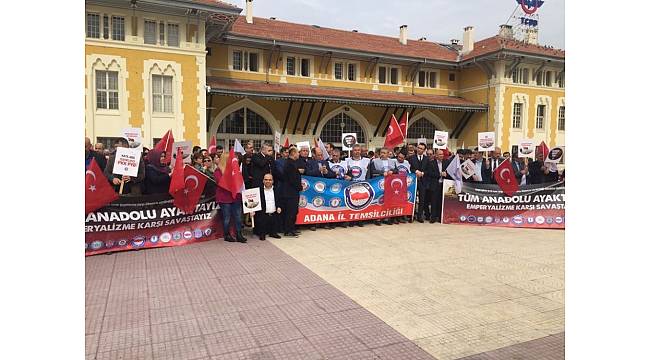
[
  {"x1": 119, "y1": 180, "x2": 124, "y2": 195},
  {"x1": 411, "y1": 175, "x2": 417, "y2": 222},
  {"x1": 251, "y1": 213, "x2": 255, "y2": 228}
]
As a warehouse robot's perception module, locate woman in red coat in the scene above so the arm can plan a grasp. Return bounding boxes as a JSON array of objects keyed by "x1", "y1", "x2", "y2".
[{"x1": 214, "y1": 152, "x2": 246, "y2": 243}]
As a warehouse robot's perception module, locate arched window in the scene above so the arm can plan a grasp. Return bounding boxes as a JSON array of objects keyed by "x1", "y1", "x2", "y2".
[
  {"x1": 406, "y1": 118, "x2": 437, "y2": 143},
  {"x1": 320, "y1": 112, "x2": 366, "y2": 145},
  {"x1": 216, "y1": 107, "x2": 273, "y2": 150}
]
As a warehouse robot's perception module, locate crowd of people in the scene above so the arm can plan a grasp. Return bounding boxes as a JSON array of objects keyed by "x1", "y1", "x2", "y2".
[{"x1": 85, "y1": 136, "x2": 564, "y2": 243}]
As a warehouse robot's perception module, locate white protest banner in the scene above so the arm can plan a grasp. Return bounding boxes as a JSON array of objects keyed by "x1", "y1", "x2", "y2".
[
  {"x1": 477, "y1": 132, "x2": 496, "y2": 152},
  {"x1": 113, "y1": 147, "x2": 141, "y2": 177},
  {"x1": 518, "y1": 139, "x2": 536, "y2": 159},
  {"x1": 242, "y1": 188, "x2": 262, "y2": 214},
  {"x1": 171, "y1": 141, "x2": 192, "y2": 166},
  {"x1": 341, "y1": 133, "x2": 357, "y2": 151},
  {"x1": 417, "y1": 138, "x2": 427, "y2": 146},
  {"x1": 274, "y1": 131, "x2": 281, "y2": 153},
  {"x1": 295, "y1": 141, "x2": 311, "y2": 157},
  {"x1": 121, "y1": 128, "x2": 142, "y2": 150},
  {"x1": 460, "y1": 159, "x2": 477, "y2": 179},
  {"x1": 545, "y1": 146, "x2": 564, "y2": 164},
  {"x1": 433, "y1": 131, "x2": 449, "y2": 149}
]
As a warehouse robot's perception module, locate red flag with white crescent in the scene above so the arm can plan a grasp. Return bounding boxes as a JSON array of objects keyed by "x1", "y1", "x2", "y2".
[
  {"x1": 283, "y1": 137, "x2": 290, "y2": 148},
  {"x1": 494, "y1": 159, "x2": 519, "y2": 196},
  {"x1": 384, "y1": 114, "x2": 405, "y2": 149},
  {"x1": 208, "y1": 135, "x2": 217, "y2": 155},
  {"x1": 85, "y1": 158, "x2": 118, "y2": 214},
  {"x1": 154, "y1": 129, "x2": 174, "y2": 164},
  {"x1": 169, "y1": 147, "x2": 207, "y2": 214},
  {"x1": 398, "y1": 111, "x2": 408, "y2": 139},
  {"x1": 383, "y1": 173, "x2": 408, "y2": 207},
  {"x1": 218, "y1": 148, "x2": 245, "y2": 199}
]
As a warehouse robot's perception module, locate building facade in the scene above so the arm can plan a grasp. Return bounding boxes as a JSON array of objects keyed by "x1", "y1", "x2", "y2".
[{"x1": 85, "y1": 0, "x2": 564, "y2": 152}]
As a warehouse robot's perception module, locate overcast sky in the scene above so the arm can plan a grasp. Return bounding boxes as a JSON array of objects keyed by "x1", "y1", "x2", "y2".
[{"x1": 246, "y1": 0, "x2": 565, "y2": 49}]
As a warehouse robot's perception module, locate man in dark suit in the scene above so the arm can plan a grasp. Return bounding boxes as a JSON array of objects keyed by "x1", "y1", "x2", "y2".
[
  {"x1": 528, "y1": 151, "x2": 559, "y2": 184},
  {"x1": 428, "y1": 149, "x2": 450, "y2": 223},
  {"x1": 251, "y1": 143, "x2": 276, "y2": 188},
  {"x1": 511, "y1": 156, "x2": 527, "y2": 185},
  {"x1": 469, "y1": 148, "x2": 491, "y2": 184},
  {"x1": 486, "y1": 147, "x2": 506, "y2": 184},
  {"x1": 305, "y1": 147, "x2": 335, "y2": 178},
  {"x1": 408, "y1": 143, "x2": 431, "y2": 223},
  {"x1": 253, "y1": 173, "x2": 283, "y2": 240},
  {"x1": 282, "y1": 147, "x2": 302, "y2": 237}
]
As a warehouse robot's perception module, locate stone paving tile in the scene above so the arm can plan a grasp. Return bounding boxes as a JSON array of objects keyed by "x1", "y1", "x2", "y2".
[
  {"x1": 95, "y1": 344, "x2": 153, "y2": 360},
  {"x1": 349, "y1": 322, "x2": 409, "y2": 349},
  {"x1": 101, "y1": 309, "x2": 150, "y2": 333},
  {"x1": 150, "y1": 304, "x2": 196, "y2": 325},
  {"x1": 97, "y1": 326, "x2": 151, "y2": 353},
  {"x1": 238, "y1": 305, "x2": 288, "y2": 327},
  {"x1": 277, "y1": 299, "x2": 327, "y2": 319},
  {"x1": 86, "y1": 333, "x2": 99, "y2": 356},
  {"x1": 196, "y1": 312, "x2": 247, "y2": 335},
  {"x1": 331, "y1": 351, "x2": 380, "y2": 360},
  {"x1": 248, "y1": 319, "x2": 304, "y2": 346},
  {"x1": 372, "y1": 341, "x2": 436, "y2": 360},
  {"x1": 210, "y1": 348, "x2": 274, "y2": 360},
  {"x1": 151, "y1": 318, "x2": 201, "y2": 344},
  {"x1": 261, "y1": 338, "x2": 323, "y2": 360},
  {"x1": 456, "y1": 332, "x2": 565, "y2": 360},
  {"x1": 290, "y1": 312, "x2": 346, "y2": 337},
  {"x1": 204, "y1": 328, "x2": 259, "y2": 356},
  {"x1": 192, "y1": 298, "x2": 238, "y2": 317},
  {"x1": 307, "y1": 329, "x2": 369, "y2": 359},
  {"x1": 151, "y1": 336, "x2": 209, "y2": 360},
  {"x1": 330, "y1": 307, "x2": 386, "y2": 329},
  {"x1": 314, "y1": 295, "x2": 361, "y2": 313}
]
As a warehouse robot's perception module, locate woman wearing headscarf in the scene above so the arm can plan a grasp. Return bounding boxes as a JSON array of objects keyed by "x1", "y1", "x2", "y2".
[
  {"x1": 214, "y1": 152, "x2": 246, "y2": 243},
  {"x1": 143, "y1": 150, "x2": 171, "y2": 194}
]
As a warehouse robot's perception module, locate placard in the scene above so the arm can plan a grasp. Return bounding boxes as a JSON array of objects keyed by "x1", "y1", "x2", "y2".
[
  {"x1": 171, "y1": 141, "x2": 192, "y2": 166},
  {"x1": 433, "y1": 131, "x2": 449, "y2": 149},
  {"x1": 242, "y1": 188, "x2": 262, "y2": 214},
  {"x1": 121, "y1": 127, "x2": 142, "y2": 150},
  {"x1": 518, "y1": 139, "x2": 536, "y2": 159},
  {"x1": 341, "y1": 133, "x2": 358, "y2": 151},
  {"x1": 274, "y1": 131, "x2": 281, "y2": 153},
  {"x1": 545, "y1": 146, "x2": 564, "y2": 164},
  {"x1": 477, "y1": 132, "x2": 496, "y2": 152},
  {"x1": 113, "y1": 147, "x2": 141, "y2": 177},
  {"x1": 460, "y1": 159, "x2": 477, "y2": 179},
  {"x1": 417, "y1": 138, "x2": 427, "y2": 146},
  {"x1": 295, "y1": 141, "x2": 312, "y2": 157}
]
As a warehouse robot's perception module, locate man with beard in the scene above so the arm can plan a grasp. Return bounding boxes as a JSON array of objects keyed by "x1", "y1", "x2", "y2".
[
  {"x1": 346, "y1": 144, "x2": 371, "y2": 227},
  {"x1": 408, "y1": 143, "x2": 431, "y2": 222}
]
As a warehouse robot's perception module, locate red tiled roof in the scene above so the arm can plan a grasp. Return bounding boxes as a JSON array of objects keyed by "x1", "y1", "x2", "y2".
[
  {"x1": 228, "y1": 16, "x2": 459, "y2": 62},
  {"x1": 206, "y1": 77, "x2": 487, "y2": 111},
  {"x1": 461, "y1": 36, "x2": 565, "y2": 61},
  {"x1": 187, "y1": 0, "x2": 240, "y2": 10}
]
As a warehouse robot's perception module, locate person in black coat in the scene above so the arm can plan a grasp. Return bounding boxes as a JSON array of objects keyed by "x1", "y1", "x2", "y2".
[
  {"x1": 282, "y1": 147, "x2": 302, "y2": 237},
  {"x1": 85, "y1": 137, "x2": 107, "y2": 171},
  {"x1": 528, "y1": 152, "x2": 559, "y2": 184},
  {"x1": 305, "y1": 147, "x2": 335, "y2": 178},
  {"x1": 143, "y1": 150, "x2": 171, "y2": 194},
  {"x1": 252, "y1": 173, "x2": 283, "y2": 240},
  {"x1": 251, "y1": 143, "x2": 276, "y2": 188},
  {"x1": 407, "y1": 143, "x2": 431, "y2": 222},
  {"x1": 427, "y1": 149, "x2": 450, "y2": 223}
]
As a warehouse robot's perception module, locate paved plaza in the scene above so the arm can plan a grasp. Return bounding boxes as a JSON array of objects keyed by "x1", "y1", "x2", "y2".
[{"x1": 86, "y1": 223, "x2": 564, "y2": 359}]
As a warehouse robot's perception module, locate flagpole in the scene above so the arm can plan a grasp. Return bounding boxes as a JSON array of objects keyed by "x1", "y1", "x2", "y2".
[
  {"x1": 411, "y1": 175, "x2": 417, "y2": 222},
  {"x1": 119, "y1": 180, "x2": 124, "y2": 195}
]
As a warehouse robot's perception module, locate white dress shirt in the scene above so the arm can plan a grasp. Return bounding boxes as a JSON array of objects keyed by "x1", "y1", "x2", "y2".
[{"x1": 264, "y1": 186, "x2": 276, "y2": 213}]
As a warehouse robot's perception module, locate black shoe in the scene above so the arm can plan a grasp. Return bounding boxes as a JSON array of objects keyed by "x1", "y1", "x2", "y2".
[
  {"x1": 356, "y1": 222, "x2": 364, "y2": 227},
  {"x1": 224, "y1": 234, "x2": 236, "y2": 242},
  {"x1": 236, "y1": 233, "x2": 248, "y2": 243},
  {"x1": 417, "y1": 218, "x2": 424, "y2": 223},
  {"x1": 284, "y1": 232, "x2": 298, "y2": 237},
  {"x1": 408, "y1": 218, "x2": 414, "y2": 223},
  {"x1": 259, "y1": 235, "x2": 266, "y2": 241},
  {"x1": 429, "y1": 218, "x2": 435, "y2": 223},
  {"x1": 310, "y1": 226, "x2": 317, "y2": 231},
  {"x1": 269, "y1": 233, "x2": 281, "y2": 239},
  {"x1": 340, "y1": 223, "x2": 348, "y2": 228}
]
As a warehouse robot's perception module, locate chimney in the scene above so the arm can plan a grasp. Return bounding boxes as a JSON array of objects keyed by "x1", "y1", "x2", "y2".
[
  {"x1": 245, "y1": 0, "x2": 253, "y2": 24},
  {"x1": 399, "y1": 25, "x2": 408, "y2": 45},
  {"x1": 498, "y1": 24, "x2": 513, "y2": 39},
  {"x1": 462, "y1": 26, "x2": 474, "y2": 54},
  {"x1": 524, "y1": 28, "x2": 538, "y2": 45}
]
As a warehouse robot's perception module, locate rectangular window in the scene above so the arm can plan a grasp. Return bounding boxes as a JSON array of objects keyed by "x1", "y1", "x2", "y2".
[
  {"x1": 347, "y1": 63, "x2": 356, "y2": 81},
  {"x1": 512, "y1": 68, "x2": 519, "y2": 83},
  {"x1": 103, "y1": 15, "x2": 109, "y2": 39},
  {"x1": 287, "y1": 57, "x2": 295, "y2": 75},
  {"x1": 449, "y1": 73, "x2": 456, "y2": 82},
  {"x1": 558, "y1": 106, "x2": 565, "y2": 131},
  {"x1": 390, "y1": 67, "x2": 398, "y2": 84},
  {"x1": 86, "y1": 13, "x2": 100, "y2": 38},
  {"x1": 418, "y1": 71, "x2": 426, "y2": 87},
  {"x1": 378, "y1": 66, "x2": 387, "y2": 84},
  {"x1": 111, "y1": 16, "x2": 125, "y2": 41},
  {"x1": 536, "y1": 71, "x2": 543, "y2": 86},
  {"x1": 144, "y1": 20, "x2": 157, "y2": 44},
  {"x1": 428, "y1": 72, "x2": 437, "y2": 88},
  {"x1": 558, "y1": 73, "x2": 565, "y2": 88},
  {"x1": 159, "y1": 22, "x2": 165, "y2": 45},
  {"x1": 249, "y1": 52, "x2": 259, "y2": 72},
  {"x1": 233, "y1": 50, "x2": 242, "y2": 70},
  {"x1": 334, "y1": 63, "x2": 343, "y2": 80},
  {"x1": 522, "y1": 68, "x2": 529, "y2": 84},
  {"x1": 512, "y1": 103, "x2": 522, "y2": 129},
  {"x1": 300, "y1": 58, "x2": 310, "y2": 77},
  {"x1": 96, "y1": 70, "x2": 119, "y2": 110},
  {"x1": 167, "y1": 24, "x2": 179, "y2": 47},
  {"x1": 545, "y1": 71, "x2": 552, "y2": 87},
  {"x1": 152, "y1": 75, "x2": 173, "y2": 113},
  {"x1": 536, "y1": 104, "x2": 546, "y2": 129}
]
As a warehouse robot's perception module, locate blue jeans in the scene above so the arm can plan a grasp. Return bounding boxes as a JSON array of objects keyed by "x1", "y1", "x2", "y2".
[{"x1": 220, "y1": 202, "x2": 242, "y2": 235}]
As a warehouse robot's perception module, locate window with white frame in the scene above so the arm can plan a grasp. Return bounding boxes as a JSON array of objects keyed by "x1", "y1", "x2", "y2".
[
  {"x1": 378, "y1": 66, "x2": 387, "y2": 84},
  {"x1": 512, "y1": 67, "x2": 529, "y2": 84},
  {"x1": 535, "y1": 104, "x2": 545, "y2": 129},
  {"x1": 233, "y1": 50, "x2": 259, "y2": 72},
  {"x1": 347, "y1": 63, "x2": 356, "y2": 81},
  {"x1": 557, "y1": 73, "x2": 565, "y2": 88},
  {"x1": 86, "y1": 13, "x2": 100, "y2": 38},
  {"x1": 390, "y1": 67, "x2": 399, "y2": 85},
  {"x1": 512, "y1": 103, "x2": 523, "y2": 129},
  {"x1": 378, "y1": 66, "x2": 400, "y2": 84},
  {"x1": 287, "y1": 57, "x2": 296, "y2": 76},
  {"x1": 320, "y1": 112, "x2": 366, "y2": 145},
  {"x1": 406, "y1": 118, "x2": 437, "y2": 141},
  {"x1": 300, "y1": 58, "x2": 310, "y2": 77},
  {"x1": 144, "y1": 20, "x2": 157, "y2": 44},
  {"x1": 249, "y1": 52, "x2": 259, "y2": 72},
  {"x1": 159, "y1": 22, "x2": 165, "y2": 45},
  {"x1": 334, "y1": 62, "x2": 343, "y2": 80},
  {"x1": 167, "y1": 24, "x2": 179, "y2": 47},
  {"x1": 96, "y1": 70, "x2": 119, "y2": 110},
  {"x1": 111, "y1": 16, "x2": 125, "y2": 41},
  {"x1": 152, "y1": 75, "x2": 173, "y2": 113},
  {"x1": 417, "y1": 71, "x2": 438, "y2": 88},
  {"x1": 558, "y1": 106, "x2": 565, "y2": 131},
  {"x1": 103, "y1": 15, "x2": 109, "y2": 39},
  {"x1": 233, "y1": 50, "x2": 243, "y2": 71},
  {"x1": 544, "y1": 71, "x2": 552, "y2": 87}
]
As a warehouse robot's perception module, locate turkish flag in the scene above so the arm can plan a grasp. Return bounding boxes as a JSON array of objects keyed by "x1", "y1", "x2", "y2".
[
  {"x1": 154, "y1": 129, "x2": 174, "y2": 163},
  {"x1": 494, "y1": 159, "x2": 519, "y2": 196},
  {"x1": 384, "y1": 173, "x2": 408, "y2": 207},
  {"x1": 398, "y1": 112, "x2": 408, "y2": 138},
  {"x1": 169, "y1": 148, "x2": 207, "y2": 214},
  {"x1": 384, "y1": 114, "x2": 405, "y2": 148},
  {"x1": 85, "y1": 158, "x2": 118, "y2": 214},
  {"x1": 208, "y1": 135, "x2": 217, "y2": 155},
  {"x1": 537, "y1": 140, "x2": 549, "y2": 160},
  {"x1": 283, "y1": 137, "x2": 290, "y2": 148},
  {"x1": 218, "y1": 148, "x2": 244, "y2": 199}
]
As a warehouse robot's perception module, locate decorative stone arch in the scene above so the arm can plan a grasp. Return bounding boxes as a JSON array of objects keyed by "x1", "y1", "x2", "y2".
[
  {"x1": 208, "y1": 98, "x2": 280, "y2": 135},
  {"x1": 407, "y1": 110, "x2": 450, "y2": 133},
  {"x1": 315, "y1": 105, "x2": 372, "y2": 144}
]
